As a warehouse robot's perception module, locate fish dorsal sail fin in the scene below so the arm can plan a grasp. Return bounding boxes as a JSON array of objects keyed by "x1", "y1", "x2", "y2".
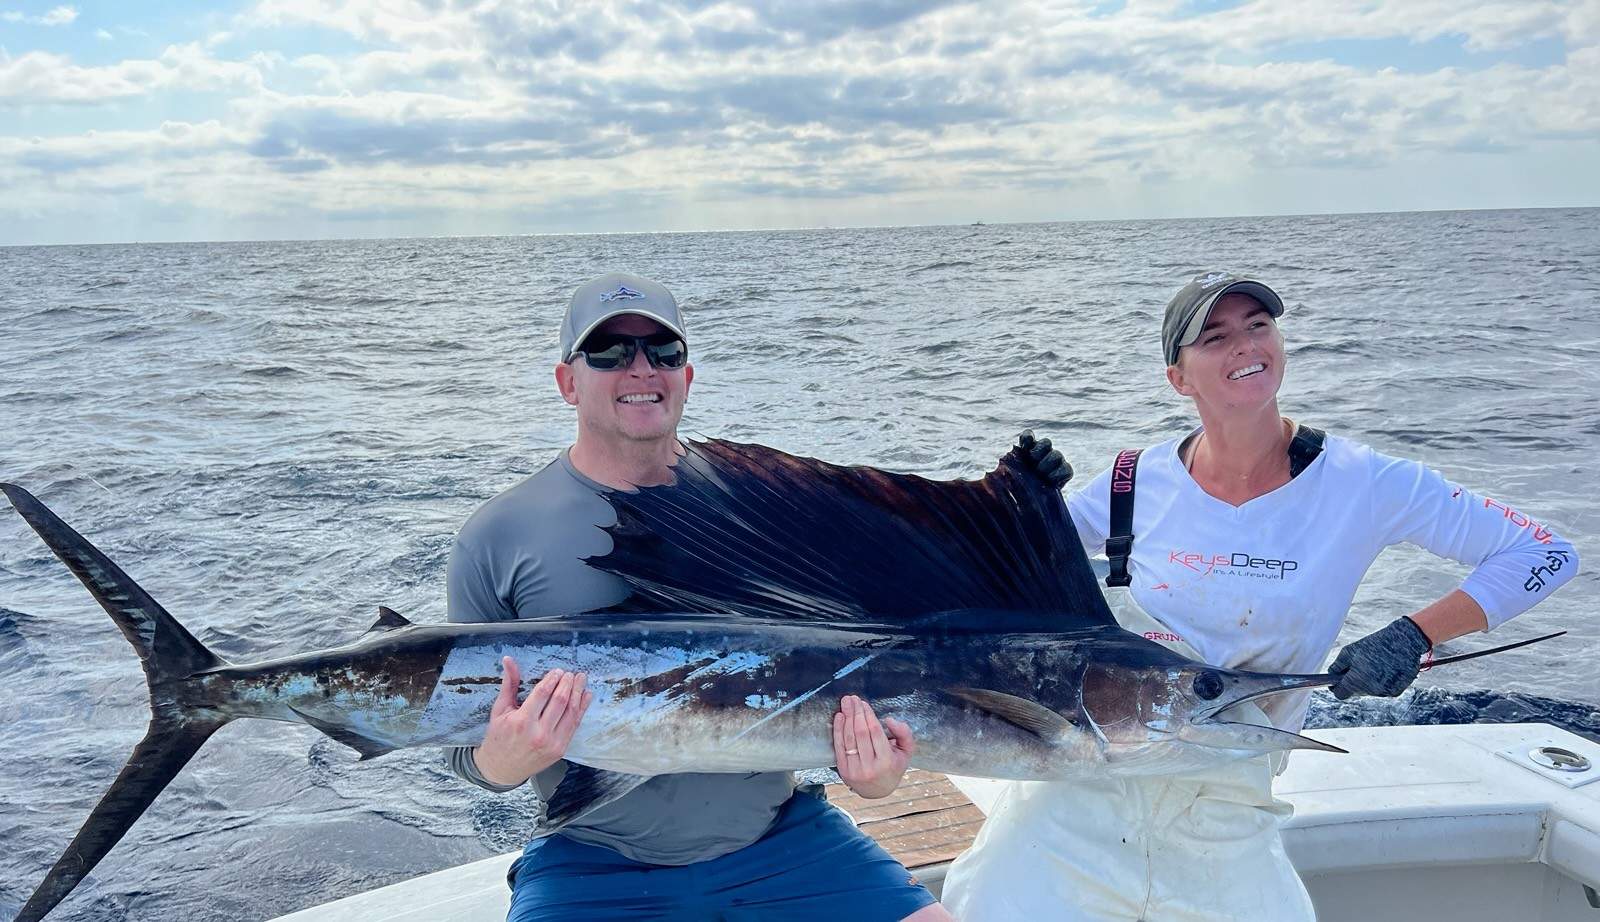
[
  {"x1": 537, "y1": 763, "x2": 653, "y2": 832},
  {"x1": 368, "y1": 605, "x2": 412, "y2": 633},
  {"x1": 594, "y1": 439, "x2": 1115, "y2": 629},
  {"x1": 946, "y1": 686, "x2": 1076, "y2": 738}
]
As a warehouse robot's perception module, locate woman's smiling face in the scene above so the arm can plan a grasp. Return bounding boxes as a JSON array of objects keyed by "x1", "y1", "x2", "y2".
[{"x1": 1166, "y1": 293, "x2": 1286, "y2": 412}]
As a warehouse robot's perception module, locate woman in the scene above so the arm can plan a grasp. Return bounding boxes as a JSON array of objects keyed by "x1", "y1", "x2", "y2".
[{"x1": 941, "y1": 270, "x2": 1579, "y2": 920}]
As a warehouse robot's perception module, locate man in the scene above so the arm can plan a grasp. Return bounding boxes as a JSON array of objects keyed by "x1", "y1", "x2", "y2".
[{"x1": 445, "y1": 272, "x2": 952, "y2": 922}]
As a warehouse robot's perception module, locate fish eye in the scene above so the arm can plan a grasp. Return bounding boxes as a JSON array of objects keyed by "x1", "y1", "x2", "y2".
[{"x1": 1192, "y1": 671, "x2": 1224, "y2": 701}]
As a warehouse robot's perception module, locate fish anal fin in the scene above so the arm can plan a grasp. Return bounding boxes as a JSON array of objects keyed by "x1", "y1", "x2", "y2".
[
  {"x1": 946, "y1": 686, "x2": 1073, "y2": 739},
  {"x1": 538, "y1": 763, "x2": 652, "y2": 832},
  {"x1": 289, "y1": 706, "x2": 398, "y2": 760},
  {"x1": 368, "y1": 605, "x2": 412, "y2": 634}
]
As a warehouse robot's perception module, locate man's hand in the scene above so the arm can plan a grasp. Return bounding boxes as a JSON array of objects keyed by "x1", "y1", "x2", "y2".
[
  {"x1": 1328, "y1": 617, "x2": 1432, "y2": 700},
  {"x1": 834, "y1": 695, "x2": 915, "y2": 800},
  {"x1": 1015, "y1": 430, "x2": 1072, "y2": 490},
  {"x1": 472, "y1": 658, "x2": 592, "y2": 787}
]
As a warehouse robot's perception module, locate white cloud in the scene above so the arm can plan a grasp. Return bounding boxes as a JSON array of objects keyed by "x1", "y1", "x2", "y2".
[
  {"x1": 0, "y1": 45, "x2": 264, "y2": 104},
  {"x1": 1195, "y1": 0, "x2": 1579, "y2": 51},
  {"x1": 1, "y1": 118, "x2": 236, "y2": 164},
  {"x1": 2, "y1": 4, "x2": 77, "y2": 25},
  {"x1": 247, "y1": 0, "x2": 479, "y2": 47}
]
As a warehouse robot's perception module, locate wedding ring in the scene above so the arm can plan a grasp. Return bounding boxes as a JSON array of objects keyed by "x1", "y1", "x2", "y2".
[{"x1": 845, "y1": 748, "x2": 859, "y2": 755}]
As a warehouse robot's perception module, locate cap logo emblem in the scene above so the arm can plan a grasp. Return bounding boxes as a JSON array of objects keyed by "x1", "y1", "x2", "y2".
[
  {"x1": 1196, "y1": 272, "x2": 1233, "y2": 290},
  {"x1": 599, "y1": 285, "x2": 645, "y2": 302}
]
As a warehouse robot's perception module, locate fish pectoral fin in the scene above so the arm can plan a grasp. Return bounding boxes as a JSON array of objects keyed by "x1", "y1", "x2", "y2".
[
  {"x1": 946, "y1": 687, "x2": 1073, "y2": 739},
  {"x1": 538, "y1": 763, "x2": 653, "y2": 832},
  {"x1": 367, "y1": 605, "x2": 413, "y2": 633},
  {"x1": 288, "y1": 706, "x2": 399, "y2": 761}
]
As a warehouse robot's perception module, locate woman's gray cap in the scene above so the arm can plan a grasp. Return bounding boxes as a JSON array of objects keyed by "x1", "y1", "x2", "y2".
[
  {"x1": 559, "y1": 272, "x2": 688, "y2": 362},
  {"x1": 1161, "y1": 271, "x2": 1284, "y2": 366}
]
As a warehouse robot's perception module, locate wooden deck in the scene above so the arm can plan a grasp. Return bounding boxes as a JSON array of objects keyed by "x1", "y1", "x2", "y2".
[{"x1": 823, "y1": 769, "x2": 984, "y2": 886}]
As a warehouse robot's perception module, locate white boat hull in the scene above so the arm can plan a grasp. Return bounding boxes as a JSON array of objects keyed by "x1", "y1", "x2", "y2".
[{"x1": 271, "y1": 722, "x2": 1600, "y2": 922}]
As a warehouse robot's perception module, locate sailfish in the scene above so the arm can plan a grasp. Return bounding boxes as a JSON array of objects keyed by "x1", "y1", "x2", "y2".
[{"x1": 1, "y1": 439, "x2": 1555, "y2": 921}]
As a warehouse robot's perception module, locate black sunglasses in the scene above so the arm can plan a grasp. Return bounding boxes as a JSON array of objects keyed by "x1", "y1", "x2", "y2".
[{"x1": 574, "y1": 332, "x2": 688, "y2": 371}]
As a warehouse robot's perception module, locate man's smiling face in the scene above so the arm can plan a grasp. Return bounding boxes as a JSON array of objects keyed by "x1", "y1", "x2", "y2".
[{"x1": 557, "y1": 313, "x2": 693, "y2": 445}]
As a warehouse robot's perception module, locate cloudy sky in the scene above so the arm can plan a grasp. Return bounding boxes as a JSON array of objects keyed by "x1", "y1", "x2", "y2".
[{"x1": 2, "y1": 0, "x2": 1597, "y2": 245}]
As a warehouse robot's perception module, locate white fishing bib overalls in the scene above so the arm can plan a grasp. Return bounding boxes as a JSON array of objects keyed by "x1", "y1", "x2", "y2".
[{"x1": 940, "y1": 591, "x2": 1315, "y2": 922}]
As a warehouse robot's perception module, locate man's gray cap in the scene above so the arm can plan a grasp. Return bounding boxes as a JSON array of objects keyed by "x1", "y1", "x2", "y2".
[
  {"x1": 1161, "y1": 270, "x2": 1285, "y2": 366},
  {"x1": 559, "y1": 272, "x2": 688, "y2": 362}
]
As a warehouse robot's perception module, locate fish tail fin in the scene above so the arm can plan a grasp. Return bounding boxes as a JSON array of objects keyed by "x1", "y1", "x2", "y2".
[
  {"x1": 2, "y1": 483, "x2": 233, "y2": 921},
  {"x1": 13, "y1": 720, "x2": 226, "y2": 922}
]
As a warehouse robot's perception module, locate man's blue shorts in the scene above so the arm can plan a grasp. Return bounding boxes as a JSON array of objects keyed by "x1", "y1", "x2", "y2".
[{"x1": 506, "y1": 790, "x2": 938, "y2": 921}]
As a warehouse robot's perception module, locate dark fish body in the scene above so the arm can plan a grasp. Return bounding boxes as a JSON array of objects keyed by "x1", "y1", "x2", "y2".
[{"x1": 185, "y1": 614, "x2": 1316, "y2": 782}]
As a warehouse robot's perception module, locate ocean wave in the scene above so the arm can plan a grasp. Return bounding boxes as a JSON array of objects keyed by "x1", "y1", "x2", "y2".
[{"x1": 1308, "y1": 687, "x2": 1600, "y2": 744}]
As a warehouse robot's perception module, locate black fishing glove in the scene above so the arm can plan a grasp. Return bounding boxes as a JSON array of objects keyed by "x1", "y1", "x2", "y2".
[
  {"x1": 1015, "y1": 430, "x2": 1073, "y2": 490},
  {"x1": 1327, "y1": 616, "x2": 1432, "y2": 700}
]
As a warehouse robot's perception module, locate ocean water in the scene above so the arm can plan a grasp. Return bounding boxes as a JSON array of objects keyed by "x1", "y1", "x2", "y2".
[{"x1": 1, "y1": 208, "x2": 1596, "y2": 920}]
